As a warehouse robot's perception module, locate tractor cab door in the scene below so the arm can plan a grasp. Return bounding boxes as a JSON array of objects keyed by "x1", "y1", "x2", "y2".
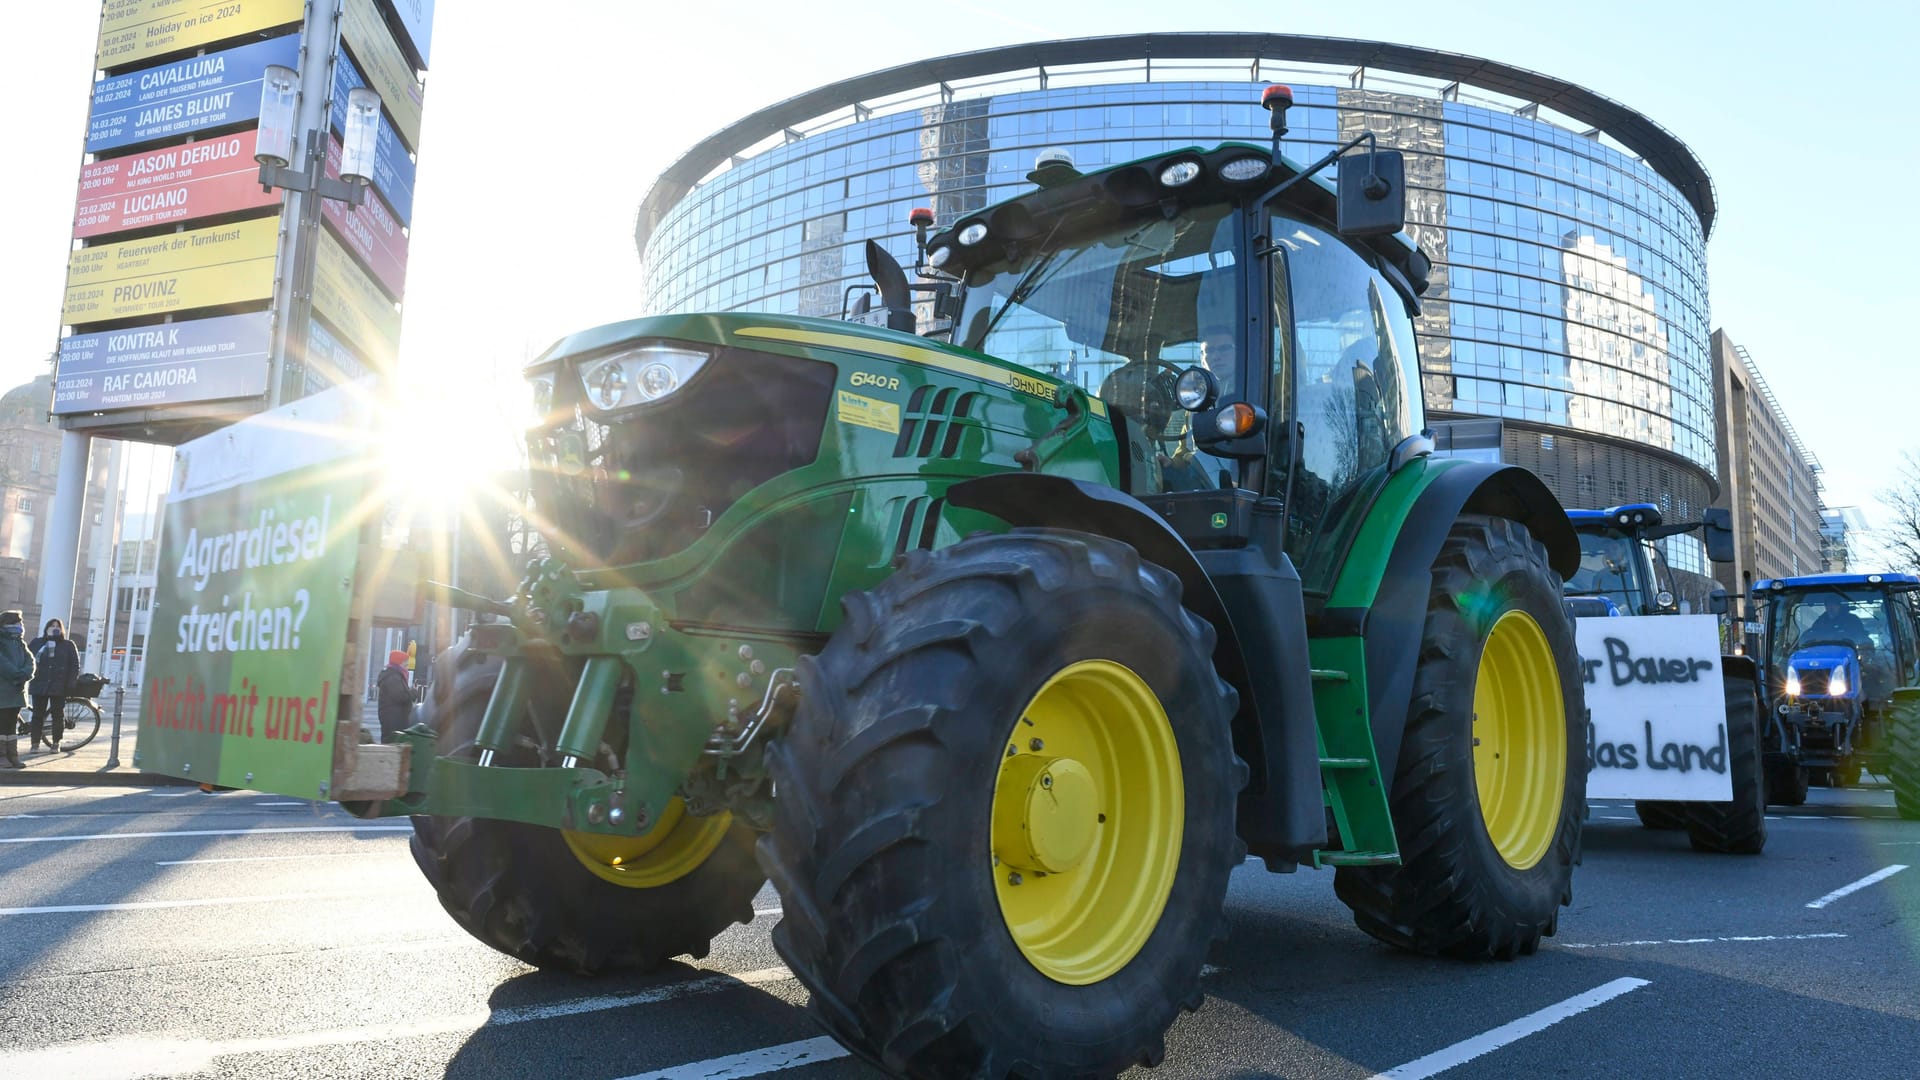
[{"x1": 1261, "y1": 210, "x2": 1423, "y2": 594}]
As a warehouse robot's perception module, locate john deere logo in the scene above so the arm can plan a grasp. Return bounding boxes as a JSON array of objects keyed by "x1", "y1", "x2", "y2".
[{"x1": 1210, "y1": 512, "x2": 1229, "y2": 529}]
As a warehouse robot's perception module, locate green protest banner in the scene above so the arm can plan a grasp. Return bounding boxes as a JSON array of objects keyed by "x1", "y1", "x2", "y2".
[{"x1": 138, "y1": 387, "x2": 372, "y2": 796}]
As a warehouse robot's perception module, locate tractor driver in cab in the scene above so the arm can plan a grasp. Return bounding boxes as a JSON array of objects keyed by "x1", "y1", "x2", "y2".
[
  {"x1": 1800, "y1": 592, "x2": 1872, "y2": 647},
  {"x1": 1097, "y1": 271, "x2": 1239, "y2": 493}
]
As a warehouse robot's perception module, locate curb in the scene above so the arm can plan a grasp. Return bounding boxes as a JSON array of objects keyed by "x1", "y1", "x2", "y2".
[{"x1": 2, "y1": 767, "x2": 195, "y2": 787}]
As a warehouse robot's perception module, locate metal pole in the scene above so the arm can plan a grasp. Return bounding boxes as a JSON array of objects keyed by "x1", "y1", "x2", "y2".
[
  {"x1": 34, "y1": 430, "x2": 93, "y2": 633},
  {"x1": 266, "y1": 0, "x2": 344, "y2": 407},
  {"x1": 82, "y1": 440, "x2": 124, "y2": 672},
  {"x1": 106, "y1": 681, "x2": 124, "y2": 770}
]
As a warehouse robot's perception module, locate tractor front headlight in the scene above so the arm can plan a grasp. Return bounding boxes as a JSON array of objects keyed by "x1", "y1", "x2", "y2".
[
  {"x1": 1785, "y1": 668, "x2": 1801, "y2": 697},
  {"x1": 1830, "y1": 665, "x2": 1848, "y2": 696},
  {"x1": 578, "y1": 345, "x2": 710, "y2": 413}
]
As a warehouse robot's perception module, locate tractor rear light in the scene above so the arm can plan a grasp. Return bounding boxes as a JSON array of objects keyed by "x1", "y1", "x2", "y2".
[{"x1": 1214, "y1": 402, "x2": 1261, "y2": 438}]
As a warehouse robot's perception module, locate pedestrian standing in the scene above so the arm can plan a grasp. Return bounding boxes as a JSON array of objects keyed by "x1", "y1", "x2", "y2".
[
  {"x1": 27, "y1": 618, "x2": 80, "y2": 753},
  {"x1": 0, "y1": 611, "x2": 36, "y2": 769},
  {"x1": 376, "y1": 649, "x2": 413, "y2": 743}
]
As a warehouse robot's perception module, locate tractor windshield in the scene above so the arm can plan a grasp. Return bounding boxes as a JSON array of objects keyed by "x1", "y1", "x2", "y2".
[
  {"x1": 1565, "y1": 528, "x2": 1644, "y2": 613},
  {"x1": 1767, "y1": 588, "x2": 1897, "y2": 697},
  {"x1": 955, "y1": 204, "x2": 1242, "y2": 493}
]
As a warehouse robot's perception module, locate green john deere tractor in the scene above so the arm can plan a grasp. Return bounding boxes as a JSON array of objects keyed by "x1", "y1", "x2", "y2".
[{"x1": 392, "y1": 92, "x2": 1586, "y2": 1077}]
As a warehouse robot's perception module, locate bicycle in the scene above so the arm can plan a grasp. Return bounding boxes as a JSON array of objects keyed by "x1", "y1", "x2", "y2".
[{"x1": 52, "y1": 674, "x2": 109, "y2": 752}]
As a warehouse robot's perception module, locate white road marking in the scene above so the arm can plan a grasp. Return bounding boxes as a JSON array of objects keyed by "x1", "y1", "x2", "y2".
[
  {"x1": 1370, "y1": 977, "x2": 1650, "y2": 1079},
  {"x1": 0, "y1": 825, "x2": 413, "y2": 844},
  {"x1": 141, "y1": 791, "x2": 196, "y2": 797},
  {"x1": 255, "y1": 801, "x2": 307, "y2": 807},
  {"x1": 156, "y1": 850, "x2": 398, "y2": 866},
  {"x1": 624, "y1": 1036, "x2": 849, "y2": 1080},
  {"x1": 0, "y1": 890, "x2": 410, "y2": 916},
  {"x1": 0, "y1": 966, "x2": 796, "y2": 1076},
  {"x1": 1807, "y1": 865, "x2": 1909, "y2": 909},
  {"x1": 1559, "y1": 932, "x2": 1846, "y2": 949}
]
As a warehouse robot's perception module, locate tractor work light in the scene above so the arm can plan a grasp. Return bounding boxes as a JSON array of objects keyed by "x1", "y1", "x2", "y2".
[
  {"x1": 579, "y1": 345, "x2": 710, "y2": 412},
  {"x1": 958, "y1": 222, "x2": 989, "y2": 246},
  {"x1": 1830, "y1": 666, "x2": 1848, "y2": 696},
  {"x1": 1158, "y1": 159, "x2": 1202, "y2": 187},
  {"x1": 1655, "y1": 590, "x2": 1675, "y2": 610},
  {"x1": 1786, "y1": 669, "x2": 1802, "y2": 697},
  {"x1": 1175, "y1": 367, "x2": 1218, "y2": 411},
  {"x1": 1219, "y1": 156, "x2": 1269, "y2": 182},
  {"x1": 927, "y1": 244, "x2": 953, "y2": 269}
]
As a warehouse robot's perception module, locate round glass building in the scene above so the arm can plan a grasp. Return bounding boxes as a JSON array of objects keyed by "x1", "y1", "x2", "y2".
[{"x1": 635, "y1": 33, "x2": 1716, "y2": 570}]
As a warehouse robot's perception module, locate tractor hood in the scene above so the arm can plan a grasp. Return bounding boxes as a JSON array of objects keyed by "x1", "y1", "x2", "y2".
[{"x1": 1787, "y1": 645, "x2": 1858, "y2": 699}]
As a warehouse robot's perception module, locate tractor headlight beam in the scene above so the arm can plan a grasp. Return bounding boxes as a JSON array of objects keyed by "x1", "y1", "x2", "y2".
[{"x1": 579, "y1": 344, "x2": 711, "y2": 413}]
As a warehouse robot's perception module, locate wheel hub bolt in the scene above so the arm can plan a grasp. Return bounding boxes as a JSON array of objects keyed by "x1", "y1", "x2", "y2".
[
  {"x1": 1008, "y1": 871, "x2": 1023, "y2": 886},
  {"x1": 1029, "y1": 738, "x2": 1044, "y2": 751},
  {"x1": 587, "y1": 802, "x2": 606, "y2": 825}
]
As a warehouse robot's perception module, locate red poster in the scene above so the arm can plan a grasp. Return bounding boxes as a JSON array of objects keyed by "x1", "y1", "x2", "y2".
[
  {"x1": 75, "y1": 131, "x2": 281, "y2": 240},
  {"x1": 321, "y1": 136, "x2": 410, "y2": 301}
]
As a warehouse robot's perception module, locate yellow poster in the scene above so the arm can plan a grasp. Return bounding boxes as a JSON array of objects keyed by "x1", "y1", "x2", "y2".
[
  {"x1": 98, "y1": 0, "x2": 304, "y2": 68},
  {"x1": 64, "y1": 217, "x2": 280, "y2": 325},
  {"x1": 342, "y1": 0, "x2": 426, "y2": 151},
  {"x1": 313, "y1": 231, "x2": 401, "y2": 373}
]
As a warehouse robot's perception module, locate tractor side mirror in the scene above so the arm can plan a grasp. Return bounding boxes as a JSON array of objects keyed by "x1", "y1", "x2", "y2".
[
  {"x1": 1708, "y1": 589, "x2": 1730, "y2": 616},
  {"x1": 1337, "y1": 149, "x2": 1406, "y2": 238},
  {"x1": 1700, "y1": 507, "x2": 1735, "y2": 564}
]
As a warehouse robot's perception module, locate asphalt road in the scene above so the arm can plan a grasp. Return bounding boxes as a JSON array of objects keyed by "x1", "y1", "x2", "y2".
[{"x1": 0, "y1": 781, "x2": 1915, "y2": 1079}]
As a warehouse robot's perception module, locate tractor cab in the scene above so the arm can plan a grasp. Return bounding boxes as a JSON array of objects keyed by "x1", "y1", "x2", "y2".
[
  {"x1": 923, "y1": 137, "x2": 1431, "y2": 589},
  {"x1": 1561, "y1": 503, "x2": 1734, "y2": 618},
  {"x1": 1752, "y1": 573, "x2": 1920, "y2": 790}
]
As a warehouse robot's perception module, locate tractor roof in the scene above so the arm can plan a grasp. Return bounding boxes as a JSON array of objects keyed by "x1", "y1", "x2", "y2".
[
  {"x1": 1752, "y1": 572, "x2": 1920, "y2": 595},
  {"x1": 922, "y1": 142, "x2": 1430, "y2": 302},
  {"x1": 1566, "y1": 503, "x2": 1662, "y2": 529}
]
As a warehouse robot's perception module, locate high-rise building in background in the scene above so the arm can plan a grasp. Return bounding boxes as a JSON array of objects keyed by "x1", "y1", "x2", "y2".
[
  {"x1": 1710, "y1": 329, "x2": 1826, "y2": 600},
  {"x1": 635, "y1": 33, "x2": 1722, "y2": 570}
]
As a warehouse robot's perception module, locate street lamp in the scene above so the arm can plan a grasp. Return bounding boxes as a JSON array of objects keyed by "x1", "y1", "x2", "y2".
[{"x1": 253, "y1": 68, "x2": 381, "y2": 403}]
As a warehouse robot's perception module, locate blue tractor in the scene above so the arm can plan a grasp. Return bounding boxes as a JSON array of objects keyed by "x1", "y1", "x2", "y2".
[
  {"x1": 1564, "y1": 503, "x2": 1767, "y2": 851},
  {"x1": 1751, "y1": 573, "x2": 1920, "y2": 812}
]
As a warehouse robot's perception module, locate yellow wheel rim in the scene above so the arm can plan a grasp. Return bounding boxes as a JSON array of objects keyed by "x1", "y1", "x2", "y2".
[
  {"x1": 991, "y1": 659, "x2": 1183, "y2": 985},
  {"x1": 563, "y1": 799, "x2": 732, "y2": 889},
  {"x1": 1471, "y1": 610, "x2": 1567, "y2": 870}
]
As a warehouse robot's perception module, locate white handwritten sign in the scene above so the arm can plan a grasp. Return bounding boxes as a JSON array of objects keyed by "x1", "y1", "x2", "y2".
[{"x1": 1577, "y1": 614, "x2": 1732, "y2": 801}]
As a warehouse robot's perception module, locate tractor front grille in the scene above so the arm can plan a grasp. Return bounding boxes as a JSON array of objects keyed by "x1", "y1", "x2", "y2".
[{"x1": 529, "y1": 345, "x2": 836, "y2": 567}]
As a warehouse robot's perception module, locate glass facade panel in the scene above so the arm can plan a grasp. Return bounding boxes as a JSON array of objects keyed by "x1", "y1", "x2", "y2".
[{"x1": 640, "y1": 72, "x2": 1715, "y2": 532}]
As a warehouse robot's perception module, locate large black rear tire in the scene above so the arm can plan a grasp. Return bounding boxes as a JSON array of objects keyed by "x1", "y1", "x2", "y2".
[
  {"x1": 1634, "y1": 801, "x2": 1685, "y2": 830},
  {"x1": 761, "y1": 530, "x2": 1242, "y2": 1077},
  {"x1": 1334, "y1": 515, "x2": 1585, "y2": 959},
  {"x1": 1892, "y1": 698, "x2": 1920, "y2": 820},
  {"x1": 1680, "y1": 675, "x2": 1767, "y2": 854},
  {"x1": 1769, "y1": 760, "x2": 1809, "y2": 807},
  {"x1": 408, "y1": 645, "x2": 764, "y2": 974}
]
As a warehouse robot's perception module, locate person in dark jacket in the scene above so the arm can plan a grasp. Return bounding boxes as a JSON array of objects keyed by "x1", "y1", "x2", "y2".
[
  {"x1": 28, "y1": 618, "x2": 80, "y2": 752},
  {"x1": 375, "y1": 650, "x2": 413, "y2": 742},
  {"x1": 0, "y1": 611, "x2": 36, "y2": 768}
]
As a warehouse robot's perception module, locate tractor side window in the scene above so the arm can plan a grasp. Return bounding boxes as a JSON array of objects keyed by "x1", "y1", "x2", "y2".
[
  {"x1": 1892, "y1": 599, "x2": 1920, "y2": 686},
  {"x1": 1265, "y1": 215, "x2": 1421, "y2": 586}
]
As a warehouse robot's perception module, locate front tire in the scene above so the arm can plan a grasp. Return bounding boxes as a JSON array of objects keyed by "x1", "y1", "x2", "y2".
[
  {"x1": 1679, "y1": 675, "x2": 1767, "y2": 854},
  {"x1": 1892, "y1": 698, "x2": 1920, "y2": 820},
  {"x1": 1334, "y1": 514, "x2": 1584, "y2": 959},
  {"x1": 1769, "y1": 761, "x2": 1809, "y2": 807},
  {"x1": 761, "y1": 530, "x2": 1242, "y2": 1077},
  {"x1": 408, "y1": 647, "x2": 765, "y2": 974},
  {"x1": 1634, "y1": 801, "x2": 1685, "y2": 830}
]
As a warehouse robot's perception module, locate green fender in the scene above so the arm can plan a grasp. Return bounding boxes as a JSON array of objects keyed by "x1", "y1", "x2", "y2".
[{"x1": 1318, "y1": 458, "x2": 1576, "y2": 785}]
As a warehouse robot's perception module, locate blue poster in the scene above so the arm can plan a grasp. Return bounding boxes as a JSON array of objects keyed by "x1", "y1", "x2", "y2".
[
  {"x1": 303, "y1": 319, "x2": 371, "y2": 397},
  {"x1": 87, "y1": 35, "x2": 303, "y2": 154},
  {"x1": 331, "y1": 49, "x2": 418, "y2": 225},
  {"x1": 385, "y1": 0, "x2": 435, "y2": 68},
  {"x1": 55, "y1": 312, "x2": 272, "y2": 414}
]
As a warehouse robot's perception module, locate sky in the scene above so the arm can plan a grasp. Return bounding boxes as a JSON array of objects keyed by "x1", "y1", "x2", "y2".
[{"x1": 3, "y1": 1, "x2": 1916, "y2": 527}]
